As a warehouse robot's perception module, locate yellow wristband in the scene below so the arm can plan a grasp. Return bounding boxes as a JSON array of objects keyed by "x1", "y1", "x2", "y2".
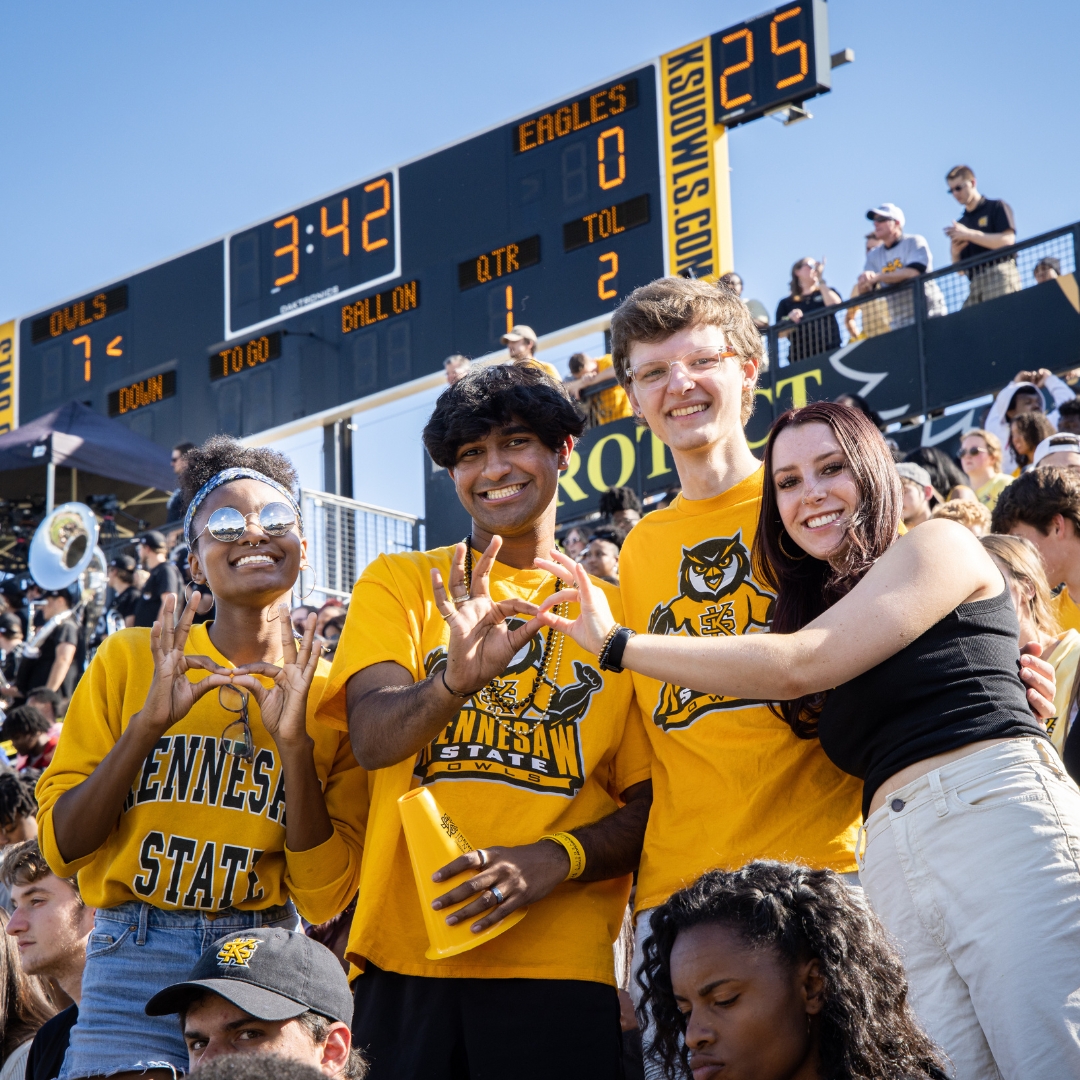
[{"x1": 540, "y1": 832, "x2": 586, "y2": 880}]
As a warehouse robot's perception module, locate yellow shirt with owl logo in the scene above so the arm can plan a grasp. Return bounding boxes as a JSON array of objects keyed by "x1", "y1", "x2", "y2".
[
  {"x1": 318, "y1": 546, "x2": 652, "y2": 984},
  {"x1": 618, "y1": 467, "x2": 863, "y2": 913}
]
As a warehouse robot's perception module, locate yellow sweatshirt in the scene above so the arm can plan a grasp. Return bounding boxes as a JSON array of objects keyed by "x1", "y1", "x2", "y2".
[{"x1": 36, "y1": 624, "x2": 365, "y2": 923}]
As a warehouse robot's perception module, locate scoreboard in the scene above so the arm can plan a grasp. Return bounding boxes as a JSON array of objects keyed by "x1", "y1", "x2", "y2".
[{"x1": 13, "y1": 2, "x2": 830, "y2": 449}]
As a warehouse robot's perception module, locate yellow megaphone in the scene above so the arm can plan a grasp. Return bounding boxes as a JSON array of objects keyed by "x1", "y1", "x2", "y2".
[{"x1": 398, "y1": 787, "x2": 528, "y2": 959}]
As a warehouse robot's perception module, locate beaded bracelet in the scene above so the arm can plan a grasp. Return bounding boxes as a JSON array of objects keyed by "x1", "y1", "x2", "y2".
[{"x1": 599, "y1": 625, "x2": 636, "y2": 673}]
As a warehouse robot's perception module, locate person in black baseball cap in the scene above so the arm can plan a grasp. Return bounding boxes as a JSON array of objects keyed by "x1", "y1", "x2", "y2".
[
  {"x1": 133, "y1": 530, "x2": 184, "y2": 628},
  {"x1": 146, "y1": 928, "x2": 366, "y2": 1079}
]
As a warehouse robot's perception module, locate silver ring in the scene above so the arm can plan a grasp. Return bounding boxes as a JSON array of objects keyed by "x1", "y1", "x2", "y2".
[
  {"x1": 451, "y1": 590, "x2": 469, "y2": 601},
  {"x1": 476, "y1": 849, "x2": 488, "y2": 868},
  {"x1": 490, "y1": 885, "x2": 505, "y2": 906}
]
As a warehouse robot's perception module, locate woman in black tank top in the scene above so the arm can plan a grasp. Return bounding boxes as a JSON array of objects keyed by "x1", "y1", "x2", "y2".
[{"x1": 537, "y1": 402, "x2": 1080, "y2": 1080}]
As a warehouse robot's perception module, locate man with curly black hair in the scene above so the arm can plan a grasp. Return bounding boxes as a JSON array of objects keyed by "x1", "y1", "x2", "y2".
[
  {"x1": 321, "y1": 363, "x2": 653, "y2": 1079},
  {"x1": 638, "y1": 861, "x2": 948, "y2": 1080}
]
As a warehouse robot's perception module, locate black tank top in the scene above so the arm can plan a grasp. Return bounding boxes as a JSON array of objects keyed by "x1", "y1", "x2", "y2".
[{"x1": 817, "y1": 589, "x2": 1046, "y2": 817}]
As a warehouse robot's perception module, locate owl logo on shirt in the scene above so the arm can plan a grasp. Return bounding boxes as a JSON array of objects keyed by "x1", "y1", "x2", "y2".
[
  {"x1": 648, "y1": 533, "x2": 774, "y2": 731},
  {"x1": 416, "y1": 625, "x2": 599, "y2": 795}
]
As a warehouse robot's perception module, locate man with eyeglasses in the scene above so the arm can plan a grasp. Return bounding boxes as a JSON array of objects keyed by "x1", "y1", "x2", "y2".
[
  {"x1": 944, "y1": 164, "x2": 1020, "y2": 307},
  {"x1": 605, "y1": 276, "x2": 1058, "y2": 1080}
]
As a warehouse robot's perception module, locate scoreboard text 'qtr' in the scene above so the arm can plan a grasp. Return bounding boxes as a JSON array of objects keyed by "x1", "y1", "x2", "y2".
[{"x1": 14, "y1": 2, "x2": 830, "y2": 447}]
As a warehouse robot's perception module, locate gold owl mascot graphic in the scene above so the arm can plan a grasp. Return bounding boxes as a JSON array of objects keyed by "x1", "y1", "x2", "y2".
[{"x1": 648, "y1": 532, "x2": 775, "y2": 730}]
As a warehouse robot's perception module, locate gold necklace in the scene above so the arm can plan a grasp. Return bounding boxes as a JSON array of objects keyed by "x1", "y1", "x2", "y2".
[{"x1": 462, "y1": 538, "x2": 567, "y2": 737}]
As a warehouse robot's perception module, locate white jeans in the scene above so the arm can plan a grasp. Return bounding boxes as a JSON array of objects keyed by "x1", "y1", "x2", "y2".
[{"x1": 858, "y1": 738, "x2": 1080, "y2": 1080}]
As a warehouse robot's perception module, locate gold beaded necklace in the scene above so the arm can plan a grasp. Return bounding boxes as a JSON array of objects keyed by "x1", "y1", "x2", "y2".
[{"x1": 461, "y1": 538, "x2": 567, "y2": 737}]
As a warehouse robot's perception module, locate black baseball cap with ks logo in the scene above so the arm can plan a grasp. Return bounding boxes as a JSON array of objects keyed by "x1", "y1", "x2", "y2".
[{"x1": 144, "y1": 927, "x2": 352, "y2": 1024}]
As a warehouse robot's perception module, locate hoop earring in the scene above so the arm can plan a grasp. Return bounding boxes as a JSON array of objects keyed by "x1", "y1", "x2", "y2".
[
  {"x1": 778, "y1": 531, "x2": 808, "y2": 561},
  {"x1": 296, "y1": 563, "x2": 316, "y2": 602},
  {"x1": 185, "y1": 580, "x2": 215, "y2": 615}
]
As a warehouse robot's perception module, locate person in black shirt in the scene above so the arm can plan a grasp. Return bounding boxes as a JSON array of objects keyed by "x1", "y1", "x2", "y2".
[
  {"x1": 775, "y1": 257, "x2": 842, "y2": 362},
  {"x1": 3, "y1": 842, "x2": 94, "y2": 1080},
  {"x1": 165, "y1": 441, "x2": 196, "y2": 525},
  {"x1": 15, "y1": 589, "x2": 80, "y2": 701},
  {"x1": 106, "y1": 555, "x2": 140, "y2": 628},
  {"x1": 943, "y1": 164, "x2": 1020, "y2": 306},
  {"x1": 132, "y1": 531, "x2": 184, "y2": 628}
]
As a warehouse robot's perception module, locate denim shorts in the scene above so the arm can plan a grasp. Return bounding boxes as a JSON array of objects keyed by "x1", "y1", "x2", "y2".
[{"x1": 58, "y1": 900, "x2": 299, "y2": 1080}]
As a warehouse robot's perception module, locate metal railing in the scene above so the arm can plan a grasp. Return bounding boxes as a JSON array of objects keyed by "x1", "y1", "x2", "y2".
[
  {"x1": 299, "y1": 488, "x2": 423, "y2": 604},
  {"x1": 768, "y1": 222, "x2": 1079, "y2": 374}
]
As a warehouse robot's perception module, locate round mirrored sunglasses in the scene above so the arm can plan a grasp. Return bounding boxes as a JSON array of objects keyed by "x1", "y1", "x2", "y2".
[{"x1": 197, "y1": 501, "x2": 297, "y2": 544}]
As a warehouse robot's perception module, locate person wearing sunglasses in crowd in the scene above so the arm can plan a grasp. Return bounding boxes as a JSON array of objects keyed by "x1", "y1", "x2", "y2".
[
  {"x1": 34, "y1": 437, "x2": 365, "y2": 1080},
  {"x1": 958, "y1": 428, "x2": 1013, "y2": 510}
]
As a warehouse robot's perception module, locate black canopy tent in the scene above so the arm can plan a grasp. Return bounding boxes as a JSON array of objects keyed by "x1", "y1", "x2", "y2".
[{"x1": 0, "y1": 403, "x2": 176, "y2": 567}]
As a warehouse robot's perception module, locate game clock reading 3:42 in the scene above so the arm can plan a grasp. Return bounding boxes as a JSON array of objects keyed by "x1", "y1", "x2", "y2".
[{"x1": 226, "y1": 172, "x2": 400, "y2": 338}]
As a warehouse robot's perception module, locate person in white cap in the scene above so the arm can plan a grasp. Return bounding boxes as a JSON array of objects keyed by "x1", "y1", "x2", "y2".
[
  {"x1": 983, "y1": 368, "x2": 1077, "y2": 474},
  {"x1": 501, "y1": 325, "x2": 560, "y2": 380},
  {"x1": 1034, "y1": 432, "x2": 1080, "y2": 471},
  {"x1": 855, "y1": 204, "x2": 945, "y2": 326}
]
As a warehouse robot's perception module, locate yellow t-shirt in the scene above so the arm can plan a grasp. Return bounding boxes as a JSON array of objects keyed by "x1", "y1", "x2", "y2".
[
  {"x1": 589, "y1": 356, "x2": 634, "y2": 425},
  {"x1": 1046, "y1": 629, "x2": 1080, "y2": 756},
  {"x1": 1055, "y1": 588, "x2": 1080, "y2": 635},
  {"x1": 318, "y1": 547, "x2": 652, "y2": 984},
  {"x1": 517, "y1": 358, "x2": 561, "y2": 382},
  {"x1": 976, "y1": 473, "x2": 1012, "y2": 510},
  {"x1": 618, "y1": 467, "x2": 863, "y2": 913},
  {"x1": 36, "y1": 625, "x2": 365, "y2": 923}
]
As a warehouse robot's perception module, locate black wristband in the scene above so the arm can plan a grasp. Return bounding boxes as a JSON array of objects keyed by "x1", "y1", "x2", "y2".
[
  {"x1": 440, "y1": 669, "x2": 475, "y2": 699},
  {"x1": 599, "y1": 625, "x2": 636, "y2": 672}
]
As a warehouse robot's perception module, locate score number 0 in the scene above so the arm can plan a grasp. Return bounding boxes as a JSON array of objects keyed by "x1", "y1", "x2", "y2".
[
  {"x1": 271, "y1": 179, "x2": 392, "y2": 288},
  {"x1": 720, "y1": 5, "x2": 809, "y2": 110}
]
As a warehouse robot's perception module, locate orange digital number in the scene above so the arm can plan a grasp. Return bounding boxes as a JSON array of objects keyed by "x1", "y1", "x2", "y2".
[
  {"x1": 505, "y1": 285, "x2": 514, "y2": 334},
  {"x1": 598, "y1": 252, "x2": 619, "y2": 300},
  {"x1": 597, "y1": 127, "x2": 625, "y2": 190},
  {"x1": 73, "y1": 334, "x2": 91, "y2": 381},
  {"x1": 273, "y1": 214, "x2": 300, "y2": 286},
  {"x1": 321, "y1": 198, "x2": 350, "y2": 256},
  {"x1": 771, "y1": 6, "x2": 808, "y2": 90},
  {"x1": 362, "y1": 179, "x2": 390, "y2": 252},
  {"x1": 720, "y1": 27, "x2": 754, "y2": 109}
]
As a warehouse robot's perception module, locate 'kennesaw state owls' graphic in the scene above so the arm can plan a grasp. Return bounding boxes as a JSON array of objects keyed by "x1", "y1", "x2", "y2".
[
  {"x1": 648, "y1": 532, "x2": 774, "y2": 731},
  {"x1": 415, "y1": 620, "x2": 602, "y2": 796}
]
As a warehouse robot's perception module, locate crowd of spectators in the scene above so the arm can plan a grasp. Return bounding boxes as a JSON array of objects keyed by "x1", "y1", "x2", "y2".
[{"x1": 1, "y1": 158, "x2": 1079, "y2": 1080}]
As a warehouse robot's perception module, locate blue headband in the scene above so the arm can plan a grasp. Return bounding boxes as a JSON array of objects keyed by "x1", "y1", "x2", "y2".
[{"x1": 184, "y1": 467, "x2": 304, "y2": 546}]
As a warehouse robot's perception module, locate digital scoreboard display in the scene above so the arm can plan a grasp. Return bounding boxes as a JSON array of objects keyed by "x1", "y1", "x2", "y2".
[
  {"x1": 13, "y1": 2, "x2": 831, "y2": 449},
  {"x1": 713, "y1": 0, "x2": 830, "y2": 127}
]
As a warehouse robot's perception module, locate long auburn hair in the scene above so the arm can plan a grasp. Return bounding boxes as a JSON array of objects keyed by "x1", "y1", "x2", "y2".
[{"x1": 753, "y1": 402, "x2": 902, "y2": 737}]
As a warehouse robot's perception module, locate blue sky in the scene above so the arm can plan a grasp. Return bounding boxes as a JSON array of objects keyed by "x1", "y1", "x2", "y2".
[
  {"x1": 4, "y1": 0, "x2": 1079, "y2": 323},
  {"x1": 3, "y1": 1, "x2": 1078, "y2": 509}
]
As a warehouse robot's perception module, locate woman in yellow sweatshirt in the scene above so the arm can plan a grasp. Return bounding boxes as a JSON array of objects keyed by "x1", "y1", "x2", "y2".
[{"x1": 36, "y1": 437, "x2": 364, "y2": 1080}]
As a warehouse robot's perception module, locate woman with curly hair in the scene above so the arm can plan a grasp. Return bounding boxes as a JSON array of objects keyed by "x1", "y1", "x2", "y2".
[
  {"x1": 34, "y1": 436, "x2": 365, "y2": 1080},
  {"x1": 535, "y1": 401, "x2": 1080, "y2": 1079},
  {"x1": 637, "y1": 861, "x2": 948, "y2": 1080}
]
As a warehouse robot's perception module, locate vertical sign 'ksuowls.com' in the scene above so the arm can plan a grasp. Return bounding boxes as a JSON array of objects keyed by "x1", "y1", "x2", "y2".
[
  {"x1": 659, "y1": 39, "x2": 733, "y2": 282},
  {"x1": 0, "y1": 322, "x2": 17, "y2": 434}
]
